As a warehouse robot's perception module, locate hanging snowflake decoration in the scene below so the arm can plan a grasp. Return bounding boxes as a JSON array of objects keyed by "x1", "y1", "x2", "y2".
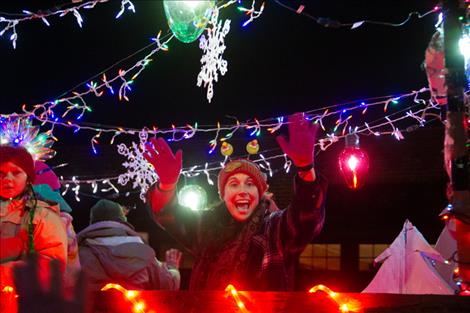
[
  {"x1": 117, "y1": 129, "x2": 158, "y2": 202},
  {"x1": 197, "y1": 8, "x2": 231, "y2": 103},
  {"x1": 0, "y1": 114, "x2": 56, "y2": 161}
]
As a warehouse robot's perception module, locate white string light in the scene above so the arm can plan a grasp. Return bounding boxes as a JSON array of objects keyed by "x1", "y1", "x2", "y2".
[{"x1": 0, "y1": 0, "x2": 135, "y2": 49}]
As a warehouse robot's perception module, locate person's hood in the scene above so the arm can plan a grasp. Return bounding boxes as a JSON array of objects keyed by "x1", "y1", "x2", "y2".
[
  {"x1": 78, "y1": 221, "x2": 156, "y2": 279},
  {"x1": 77, "y1": 221, "x2": 138, "y2": 244},
  {"x1": 85, "y1": 241, "x2": 156, "y2": 279},
  {"x1": 33, "y1": 184, "x2": 72, "y2": 213}
]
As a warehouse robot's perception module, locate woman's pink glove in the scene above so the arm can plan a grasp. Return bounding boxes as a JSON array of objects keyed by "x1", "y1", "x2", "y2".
[
  {"x1": 144, "y1": 137, "x2": 183, "y2": 187},
  {"x1": 276, "y1": 112, "x2": 319, "y2": 167}
]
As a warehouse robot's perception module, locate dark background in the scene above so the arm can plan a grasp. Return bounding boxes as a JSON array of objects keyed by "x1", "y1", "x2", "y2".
[{"x1": 1, "y1": 0, "x2": 448, "y2": 291}]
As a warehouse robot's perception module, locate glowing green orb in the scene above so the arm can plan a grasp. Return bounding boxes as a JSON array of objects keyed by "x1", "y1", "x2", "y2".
[
  {"x1": 178, "y1": 184, "x2": 208, "y2": 211},
  {"x1": 163, "y1": 0, "x2": 215, "y2": 43}
]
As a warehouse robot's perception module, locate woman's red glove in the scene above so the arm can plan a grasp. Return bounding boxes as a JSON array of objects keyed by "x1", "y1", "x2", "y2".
[
  {"x1": 144, "y1": 137, "x2": 183, "y2": 187},
  {"x1": 276, "y1": 112, "x2": 319, "y2": 167}
]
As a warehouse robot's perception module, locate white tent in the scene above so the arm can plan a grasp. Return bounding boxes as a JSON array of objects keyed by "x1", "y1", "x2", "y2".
[{"x1": 362, "y1": 220, "x2": 455, "y2": 294}]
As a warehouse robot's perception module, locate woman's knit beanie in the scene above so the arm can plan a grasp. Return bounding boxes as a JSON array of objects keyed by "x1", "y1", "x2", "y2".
[{"x1": 218, "y1": 159, "x2": 267, "y2": 199}]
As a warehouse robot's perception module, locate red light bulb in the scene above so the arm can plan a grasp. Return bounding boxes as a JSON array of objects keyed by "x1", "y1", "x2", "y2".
[{"x1": 338, "y1": 133, "x2": 369, "y2": 189}]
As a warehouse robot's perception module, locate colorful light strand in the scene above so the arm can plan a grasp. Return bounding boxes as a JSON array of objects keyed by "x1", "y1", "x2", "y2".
[
  {"x1": 25, "y1": 86, "x2": 443, "y2": 201},
  {"x1": 8, "y1": 88, "x2": 435, "y2": 156},
  {"x1": 8, "y1": 0, "x2": 258, "y2": 132},
  {"x1": 2, "y1": 86, "x2": 442, "y2": 201}
]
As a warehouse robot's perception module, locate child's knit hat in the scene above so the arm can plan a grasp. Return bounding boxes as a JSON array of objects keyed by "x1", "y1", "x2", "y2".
[
  {"x1": 34, "y1": 161, "x2": 61, "y2": 191},
  {"x1": 0, "y1": 145, "x2": 35, "y2": 181}
]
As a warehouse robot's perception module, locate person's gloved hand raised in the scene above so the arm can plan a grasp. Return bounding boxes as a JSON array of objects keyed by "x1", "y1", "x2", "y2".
[
  {"x1": 144, "y1": 137, "x2": 183, "y2": 189},
  {"x1": 276, "y1": 112, "x2": 319, "y2": 167}
]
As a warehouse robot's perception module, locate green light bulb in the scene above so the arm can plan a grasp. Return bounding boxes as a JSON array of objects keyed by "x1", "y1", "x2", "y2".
[{"x1": 163, "y1": 1, "x2": 215, "y2": 43}]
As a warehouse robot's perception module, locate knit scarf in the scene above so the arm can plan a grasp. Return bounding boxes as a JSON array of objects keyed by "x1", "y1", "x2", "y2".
[{"x1": 189, "y1": 200, "x2": 267, "y2": 290}]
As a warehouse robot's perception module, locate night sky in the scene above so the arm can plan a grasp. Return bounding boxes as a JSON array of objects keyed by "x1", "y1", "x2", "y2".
[{"x1": 1, "y1": 1, "x2": 449, "y2": 256}]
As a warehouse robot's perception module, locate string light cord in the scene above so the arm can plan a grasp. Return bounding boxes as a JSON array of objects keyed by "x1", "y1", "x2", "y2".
[
  {"x1": 52, "y1": 36, "x2": 168, "y2": 101},
  {"x1": 272, "y1": 0, "x2": 438, "y2": 29},
  {"x1": 0, "y1": 1, "x2": 71, "y2": 18}
]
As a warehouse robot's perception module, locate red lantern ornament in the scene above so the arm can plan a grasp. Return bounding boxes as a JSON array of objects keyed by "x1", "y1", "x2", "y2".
[{"x1": 338, "y1": 133, "x2": 369, "y2": 189}]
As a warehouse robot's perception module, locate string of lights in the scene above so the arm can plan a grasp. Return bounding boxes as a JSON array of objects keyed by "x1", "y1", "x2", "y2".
[
  {"x1": 272, "y1": 0, "x2": 439, "y2": 29},
  {"x1": 1, "y1": 1, "x2": 451, "y2": 201},
  {"x1": 0, "y1": 0, "x2": 136, "y2": 49},
  {"x1": 4, "y1": 0, "x2": 437, "y2": 128},
  {"x1": 1, "y1": 87, "x2": 432, "y2": 156},
  {"x1": 2, "y1": 83, "x2": 443, "y2": 202},
  {"x1": 3, "y1": 0, "x2": 254, "y2": 130},
  {"x1": 56, "y1": 95, "x2": 442, "y2": 202}
]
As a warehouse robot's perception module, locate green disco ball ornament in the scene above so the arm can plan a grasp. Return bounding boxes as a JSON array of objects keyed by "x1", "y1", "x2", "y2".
[
  {"x1": 178, "y1": 184, "x2": 208, "y2": 211},
  {"x1": 163, "y1": 0, "x2": 215, "y2": 43}
]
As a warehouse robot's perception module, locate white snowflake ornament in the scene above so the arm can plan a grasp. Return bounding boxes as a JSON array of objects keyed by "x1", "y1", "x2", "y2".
[
  {"x1": 197, "y1": 8, "x2": 231, "y2": 103},
  {"x1": 117, "y1": 129, "x2": 158, "y2": 202}
]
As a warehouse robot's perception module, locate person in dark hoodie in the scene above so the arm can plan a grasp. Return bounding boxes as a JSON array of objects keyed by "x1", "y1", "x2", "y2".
[{"x1": 77, "y1": 199, "x2": 181, "y2": 291}]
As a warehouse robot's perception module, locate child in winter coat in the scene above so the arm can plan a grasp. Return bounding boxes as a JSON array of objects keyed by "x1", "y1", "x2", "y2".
[
  {"x1": 145, "y1": 113, "x2": 327, "y2": 290},
  {"x1": 0, "y1": 145, "x2": 67, "y2": 290}
]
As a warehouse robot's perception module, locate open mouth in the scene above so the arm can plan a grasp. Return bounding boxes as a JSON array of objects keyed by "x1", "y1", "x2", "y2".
[{"x1": 235, "y1": 201, "x2": 251, "y2": 213}]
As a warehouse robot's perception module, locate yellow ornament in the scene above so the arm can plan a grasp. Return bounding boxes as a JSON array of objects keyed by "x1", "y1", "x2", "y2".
[
  {"x1": 246, "y1": 139, "x2": 259, "y2": 155},
  {"x1": 220, "y1": 141, "x2": 234, "y2": 156}
]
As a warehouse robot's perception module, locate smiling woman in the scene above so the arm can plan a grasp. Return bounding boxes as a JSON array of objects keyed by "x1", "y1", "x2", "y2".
[
  {"x1": 219, "y1": 162, "x2": 265, "y2": 221},
  {"x1": 144, "y1": 113, "x2": 327, "y2": 291}
]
